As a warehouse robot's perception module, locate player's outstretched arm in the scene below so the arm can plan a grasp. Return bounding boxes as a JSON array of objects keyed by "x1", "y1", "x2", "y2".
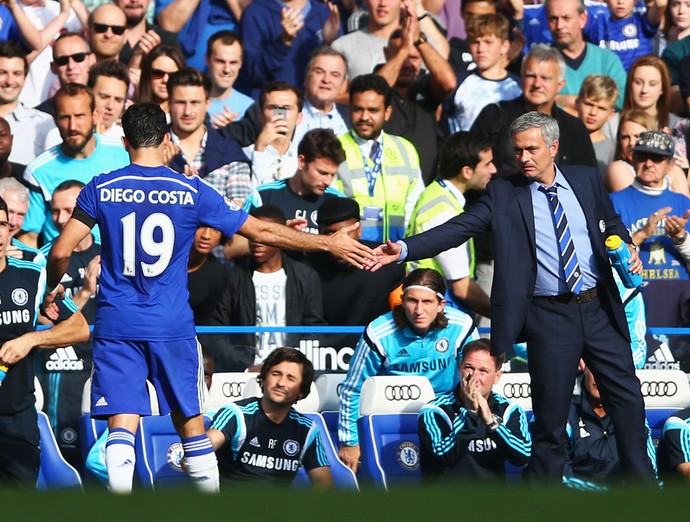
[
  {"x1": 369, "y1": 240, "x2": 403, "y2": 271},
  {"x1": 238, "y1": 215, "x2": 375, "y2": 268},
  {"x1": 0, "y1": 311, "x2": 90, "y2": 366}
]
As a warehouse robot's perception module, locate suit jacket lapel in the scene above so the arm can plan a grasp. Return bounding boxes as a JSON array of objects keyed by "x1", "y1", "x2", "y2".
[{"x1": 513, "y1": 179, "x2": 536, "y2": 250}]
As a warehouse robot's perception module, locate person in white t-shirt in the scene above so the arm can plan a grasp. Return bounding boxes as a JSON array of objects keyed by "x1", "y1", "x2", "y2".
[{"x1": 209, "y1": 204, "x2": 326, "y2": 369}]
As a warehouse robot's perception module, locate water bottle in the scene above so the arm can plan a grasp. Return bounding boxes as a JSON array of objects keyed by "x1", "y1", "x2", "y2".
[
  {"x1": 606, "y1": 235, "x2": 643, "y2": 289},
  {"x1": 0, "y1": 365, "x2": 7, "y2": 387}
]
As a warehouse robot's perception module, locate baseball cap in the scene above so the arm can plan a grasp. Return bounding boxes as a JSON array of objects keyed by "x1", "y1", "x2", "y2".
[
  {"x1": 317, "y1": 198, "x2": 360, "y2": 228},
  {"x1": 632, "y1": 131, "x2": 675, "y2": 158}
]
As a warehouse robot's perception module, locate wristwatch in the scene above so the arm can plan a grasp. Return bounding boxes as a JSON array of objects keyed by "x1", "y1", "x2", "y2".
[
  {"x1": 414, "y1": 32, "x2": 428, "y2": 48},
  {"x1": 488, "y1": 414, "x2": 503, "y2": 430}
]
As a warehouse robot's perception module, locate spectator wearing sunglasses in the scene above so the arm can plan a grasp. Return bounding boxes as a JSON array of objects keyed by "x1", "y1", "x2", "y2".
[
  {"x1": 87, "y1": 4, "x2": 128, "y2": 63},
  {"x1": 134, "y1": 43, "x2": 186, "y2": 118},
  {"x1": 36, "y1": 33, "x2": 95, "y2": 118}
]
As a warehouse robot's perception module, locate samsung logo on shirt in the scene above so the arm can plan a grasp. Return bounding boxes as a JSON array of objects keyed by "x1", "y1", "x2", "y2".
[{"x1": 100, "y1": 188, "x2": 194, "y2": 205}]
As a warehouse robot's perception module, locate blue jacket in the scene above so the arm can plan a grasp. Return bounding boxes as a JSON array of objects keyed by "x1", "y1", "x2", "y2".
[
  {"x1": 239, "y1": 0, "x2": 340, "y2": 95},
  {"x1": 168, "y1": 123, "x2": 250, "y2": 178},
  {"x1": 338, "y1": 308, "x2": 478, "y2": 446}
]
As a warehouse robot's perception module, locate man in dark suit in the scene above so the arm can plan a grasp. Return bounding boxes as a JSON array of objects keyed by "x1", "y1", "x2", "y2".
[{"x1": 373, "y1": 111, "x2": 656, "y2": 483}]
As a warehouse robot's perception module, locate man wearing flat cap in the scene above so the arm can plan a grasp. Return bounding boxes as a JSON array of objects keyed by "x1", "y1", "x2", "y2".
[{"x1": 611, "y1": 131, "x2": 690, "y2": 361}]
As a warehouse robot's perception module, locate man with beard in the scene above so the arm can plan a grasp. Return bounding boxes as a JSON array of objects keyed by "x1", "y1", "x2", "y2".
[
  {"x1": 376, "y1": 11, "x2": 455, "y2": 184},
  {"x1": 20, "y1": 84, "x2": 129, "y2": 247},
  {"x1": 113, "y1": 0, "x2": 179, "y2": 67},
  {"x1": 335, "y1": 73, "x2": 423, "y2": 244}
]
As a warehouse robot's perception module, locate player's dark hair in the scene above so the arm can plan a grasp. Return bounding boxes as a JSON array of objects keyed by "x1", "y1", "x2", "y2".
[
  {"x1": 0, "y1": 195, "x2": 7, "y2": 218},
  {"x1": 122, "y1": 103, "x2": 167, "y2": 148},
  {"x1": 297, "y1": 128, "x2": 345, "y2": 164},
  {"x1": 250, "y1": 204, "x2": 286, "y2": 225},
  {"x1": 167, "y1": 68, "x2": 212, "y2": 99},
  {"x1": 348, "y1": 73, "x2": 392, "y2": 107},
  {"x1": 206, "y1": 30, "x2": 242, "y2": 57},
  {"x1": 461, "y1": 338, "x2": 505, "y2": 370},
  {"x1": 259, "y1": 81, "x2": 304, "y2": 112},
  {"x1": 258, "y1": 347, "x2": 314, "y2": 399},
  {"x1": 53, "y1": 180, "x2": 86, "y2": 194},
  {"x1": 438, "y1": 131, "x2": 493, "y2": 180},
  {"x1": 88, "y1": 59, "x2": 130, "y2": 90},
  {"x1": 393, "y1": 269, "x2": 448, "y2": 329},
  {"x1": 0, "y1": 41, "x2": 28, "y2": 76},
  {"x1": 55, "y1": 83, "x2": 96, "y2": 112}
]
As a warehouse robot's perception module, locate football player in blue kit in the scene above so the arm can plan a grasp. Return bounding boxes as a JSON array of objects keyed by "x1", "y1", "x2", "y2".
[
  {"x1": 42, "y1": 103, "x2": 373, "y2": 493},
  {"x1": 208, "y1": 347, "x2": 332, "y2": 487}
]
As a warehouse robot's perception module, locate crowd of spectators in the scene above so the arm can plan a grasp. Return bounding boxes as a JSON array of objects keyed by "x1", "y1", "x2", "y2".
[{"x1": 1, "y1": 0, "x2": 690, "y2": 488}]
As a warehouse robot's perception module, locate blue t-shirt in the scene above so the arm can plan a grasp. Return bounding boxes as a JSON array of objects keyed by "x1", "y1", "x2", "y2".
[
  {"x1": 0, "y1": 6, "x2": 21, "y2": 42},
  {"x1": 208, "y1": 90, "x2": 254, "y2": 120},
  {"x1": 610, "y1": 184, "x2": 690, "y2": 281},
  {"x1": 23, "y1": 135, "x2": 130, "y2": 243},
  {"x1": 584, "y1": 2, "x2": 658, "y2": 71},
  {"x1": 76, "y1": 164, "x2": 248, "y2": 340}
]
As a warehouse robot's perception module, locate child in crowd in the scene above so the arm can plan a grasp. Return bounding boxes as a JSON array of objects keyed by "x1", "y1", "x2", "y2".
[
  {"x1": 444, "y1": 13, "x2": 522, "y2": 134},
  {"x1": 584, "y1": 0, "x2": 664, "y2": 71},
  {"x1": 576, "y1": 74, "x2": 619, "y2": 178}
]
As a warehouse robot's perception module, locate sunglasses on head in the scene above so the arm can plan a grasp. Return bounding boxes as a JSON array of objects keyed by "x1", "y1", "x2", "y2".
[
  {"x1": 150, "y1": 69, "x2": 176, "y2": 80},
  {"x1": 54, "y1": 52, "x2": 91, "y2": 67},
  {"x1": 92, "y1": 23, "x2": 126, "y2": 35}
]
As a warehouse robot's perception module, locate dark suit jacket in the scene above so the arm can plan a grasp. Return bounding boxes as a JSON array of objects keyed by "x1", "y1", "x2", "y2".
[{"x1": 403, "y1": 165, "x2": 631, "y2": 355}]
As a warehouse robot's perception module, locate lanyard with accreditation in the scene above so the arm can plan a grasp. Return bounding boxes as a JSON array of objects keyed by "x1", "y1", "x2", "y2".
[{"x1": 361, "y1": 137, "x2": 383, "y2": 197}]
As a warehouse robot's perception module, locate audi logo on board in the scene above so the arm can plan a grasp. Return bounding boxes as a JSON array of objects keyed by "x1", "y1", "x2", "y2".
[
  {"x1": 385, "y1": 385, "x2": 422, "y2": 401},
  {"x1": 640, "y1": 381, "x2": 678, "y2": 397},
  {"x1": 336, "y1": 383, "x2": 342, "y2": 397},
  {"x1": 221, "y1": 382, "x2": 245, "y2": 398},
  {"x1": 502, "y1": 383, "x2": 531, "y2": 399}
]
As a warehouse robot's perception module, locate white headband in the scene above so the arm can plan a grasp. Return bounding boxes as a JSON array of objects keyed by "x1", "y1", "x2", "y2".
[{"x1": 404, "y1": 285, "x2": 444, "y2": 300}]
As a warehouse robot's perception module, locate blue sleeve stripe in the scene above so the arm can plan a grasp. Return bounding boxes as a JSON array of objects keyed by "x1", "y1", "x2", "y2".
[
  {"x1": 337, "y1": 337, "x2": 374, "y2": 445},
  {"x1": 495, "y1": 409, "x2": 531, "y2": 457}
]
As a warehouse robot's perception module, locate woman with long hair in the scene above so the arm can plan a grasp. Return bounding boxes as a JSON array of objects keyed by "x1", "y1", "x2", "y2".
[{"x1": 135, "y1": 44, "x2": 186, "y2": 115}]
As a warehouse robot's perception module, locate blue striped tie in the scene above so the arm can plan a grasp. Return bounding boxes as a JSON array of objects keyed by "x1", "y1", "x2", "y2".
[{"x1": 539, "y1": 185, "x2": 584, "y2": 294}]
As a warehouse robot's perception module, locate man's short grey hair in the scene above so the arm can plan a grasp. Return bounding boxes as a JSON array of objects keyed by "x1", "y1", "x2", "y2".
[
  {"x1": 0, "y1": 178, "x2": 29, "y2": 202},
  {"x1": 509, "y1": 112, "x2": 560, "y2": 148},
  {"x1": 522, "y1": 44, "x2": 567, "y2": 83},
  {"x1": 544, "y1": 0, "x2": 586, "y2": 15}
]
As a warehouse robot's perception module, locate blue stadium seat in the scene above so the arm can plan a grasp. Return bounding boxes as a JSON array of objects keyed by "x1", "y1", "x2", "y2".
[
  {"x1": 79, "y1": 415, "x2": 108, "y2": 464},
  {"x1": 292, "y1": 412, "x2": 358, "y2": 490},
  {"x1": 355, "y1": 376, "x2": 435, "y2": 490},
  {"x1": 358, "y1": 412, "x2": 421, "y2": 489},
  {"x1": 135, "y1": 414, "x2": 211, "y2": 490},
  {"x1": 37, "y1": 411, "x2": 83, "y2": 490}
]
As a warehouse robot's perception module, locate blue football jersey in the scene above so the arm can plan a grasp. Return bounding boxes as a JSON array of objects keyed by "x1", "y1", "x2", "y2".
[{"x1": 77, "y1": 164, "x2": 248, "y2": 340}]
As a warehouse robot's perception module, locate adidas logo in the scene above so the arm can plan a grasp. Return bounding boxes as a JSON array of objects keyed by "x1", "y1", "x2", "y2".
[
  {"x1": 397, "y1": 349, "x2": 410, "y2": 357},
  {"x1": 119, "y1": 459, "x2": 134, "y2": 468},
  {"x1": 645, "y1": 343, "x2": 680, "y2": 370},
  {"x1": 46, "y1": 346, "x2": 84, "y2": 371},
  {"x1": 250, "y1": 437, "x2": 260, "y2": 448},
  {"x1": 95, "y1": 396, "x2": 109, "y2": 407}
]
